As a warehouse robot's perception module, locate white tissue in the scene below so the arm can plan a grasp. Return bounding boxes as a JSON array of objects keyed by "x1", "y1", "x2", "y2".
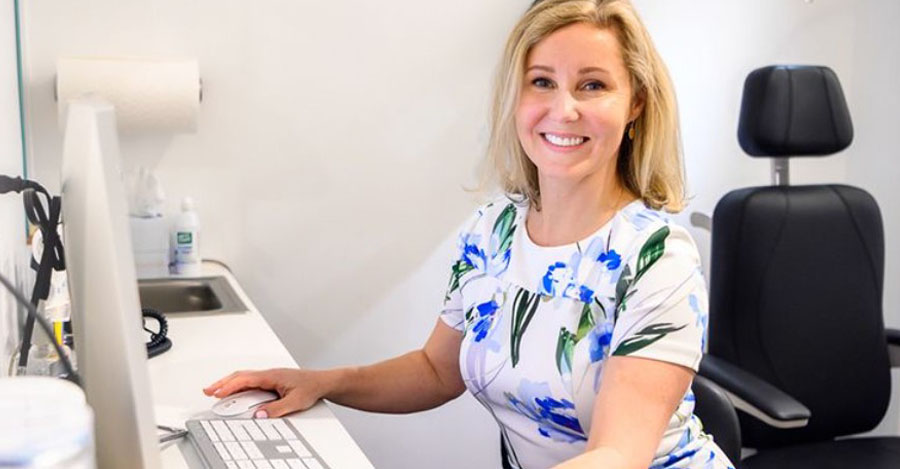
[{"x1": 126, "y1": 167, "x2": 166, "y2": 218}]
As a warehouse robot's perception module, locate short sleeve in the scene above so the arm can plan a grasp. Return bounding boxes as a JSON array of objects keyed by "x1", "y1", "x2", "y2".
[
  {"x1": 609, "y1": 223, "x2": 708, "y2": 371},
  {"x1": 438, "y1": 205, "x2": 489, "y2": 332},
  {"x1": 439, "y1": 257, "x2": 466, "y2": 331}
]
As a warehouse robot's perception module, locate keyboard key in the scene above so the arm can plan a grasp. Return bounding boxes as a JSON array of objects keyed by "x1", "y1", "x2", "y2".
[
  {"x1": 238, "y1": 461, "x2": 255, "y2": 469},
  {"x1": 303, "y1": 459, "x2": 323, "y2": 469},
  {"x1": 201, "y1": 421, "x2": 220, "y2": 442},
  {"x1": 285, "y1": 460, "x2": 306, "y2": 469},
  {"x1": 214, "y1": 442, "x2": 232, "y2": 461},
  {"x1": 271, "y1": 420, "x2": 297, "y2": 440},
  {"x1": 226, "y1": 462, "x2": 238, "y2": 469},
  {"x1": 276, "y1": 445, "x2": 293, "y2": 454},
  {"x1": 241, "y1": 420, "x2": 268, "y2": 441},
  {"x1": 271, "y1": 460, "x2": 290, "y2": 469},
  {"x1": 227, "y1": 420, "x2": 251, "y2": 441},
  {"x1": 254, "y1": 461, "x2": 273, "y2": 469},
  {"x1": 212, "y1": 420, "x2": 236, "y2": 442},
  {"x1": 240, "y1": 441, "x2": 264, "y2": 460},
  {"x1": 225, "y1": 441, "x2": 248, "y2": 460},
  {"x1": 255, "y1": 420, "x2": 283, "y2": 440},
  {"x1": 287, "y1": 440, "x2": 311, "y2": 458}
]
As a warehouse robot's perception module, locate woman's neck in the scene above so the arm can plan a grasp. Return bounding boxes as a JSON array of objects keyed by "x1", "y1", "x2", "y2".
[{"x1": 527, "y1": 170, "x2": 634, "y2": 247}]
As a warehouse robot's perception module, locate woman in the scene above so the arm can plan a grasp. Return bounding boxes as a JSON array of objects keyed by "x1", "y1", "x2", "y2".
[{"x1": 205, "y1": 1, "x2": 734, "y2": 467}]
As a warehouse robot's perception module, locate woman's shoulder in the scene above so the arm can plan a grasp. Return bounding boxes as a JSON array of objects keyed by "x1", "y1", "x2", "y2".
[
  {"x1": 458, "y1": 196, "x2": 526, "y2": 239},
  {"x1": 609, "y1": 200, "x2": 701, "y2": 275},
  {"x1": 451, "y1": 196, "x2": 526, "y2": 277}
]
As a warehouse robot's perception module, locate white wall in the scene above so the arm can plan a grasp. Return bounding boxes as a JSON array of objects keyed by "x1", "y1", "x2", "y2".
[
  {"x1": 20, "y1": 2, "x2": 517, "y2": 467},
  {"x1": 0, "y1": 3, "x2": 26, "y2": 377},
  {"x1": 17, "y1": 0, "x2": 899, "y2": 466}
]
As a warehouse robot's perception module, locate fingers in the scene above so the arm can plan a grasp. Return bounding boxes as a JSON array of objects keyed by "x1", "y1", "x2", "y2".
[
  {"x1": 257, "y1": 395, "x2": 308, "y2": 419},
  {"x1": 204, "y1": 371, "x2": 261, "y2": 398},
  {"x1": 203, "y1": 370, "x2": 243, "y2": 396}
]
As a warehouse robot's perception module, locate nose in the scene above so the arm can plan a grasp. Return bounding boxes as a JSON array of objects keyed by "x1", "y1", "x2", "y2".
[{"x1": 549, "y1": 90, "x2": 579, "y2": 122}]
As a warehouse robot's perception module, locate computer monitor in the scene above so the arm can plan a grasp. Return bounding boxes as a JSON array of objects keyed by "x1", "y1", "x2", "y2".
[{"x1": 60, "y1": 97, "x2": 161, "y2": 468}]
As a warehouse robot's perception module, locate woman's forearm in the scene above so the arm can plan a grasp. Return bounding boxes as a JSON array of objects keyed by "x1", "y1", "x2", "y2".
[
  {"x1": 553, "y1": 447, "x2": 632, "y2": 469},
  {"x1": 321, "y1": 349, "x2": 464, "y2": 413}
]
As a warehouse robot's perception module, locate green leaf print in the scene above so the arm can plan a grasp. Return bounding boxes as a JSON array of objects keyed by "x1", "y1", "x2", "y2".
[
  {"x1": 576, "y1": 301, "x2": 596, "y2": 342},
  {"x1": 446, "y1": 259, "x2": 475, "y2": 300},
  {"x1": 594, "y1": 297, "x2": 607, "y2": 319},
  {"x1": 614, "y1": 264, "x2": 633, "y2": 322},
  {"x1": 612, "y1": 227, "x2": 670, "y2": 321},
  {"x1": 555, "y1": 299, "x2": 604, "y2": 376},
  {"x1": 464, "y1": 305, "x2": 474, "y2": 324},
  {"x1": 633, "y1": 226, "x2": 670, "y2": 284},
  {"x1": 510, "y1": 287, "x2": 540, "y2": 367},
  {"x1": 612, "y1": 322, "x2": 687, "y2": 356},
  {"x1": 556, "y1": 328, "x2": 576, "y2": 375},
  {"x1": 493, "y1": 204, "x2": 517, "y2": 257}
]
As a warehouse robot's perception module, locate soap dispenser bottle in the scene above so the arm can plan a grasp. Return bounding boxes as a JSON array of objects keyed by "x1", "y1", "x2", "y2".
[{"x1": 172, "y1": 197, "x2": 201, "y2": 276}]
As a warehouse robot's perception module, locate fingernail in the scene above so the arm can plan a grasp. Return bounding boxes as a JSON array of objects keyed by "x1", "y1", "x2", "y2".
[{"x1": 255, "y1": 410, "x2": 268, "y2": 419}]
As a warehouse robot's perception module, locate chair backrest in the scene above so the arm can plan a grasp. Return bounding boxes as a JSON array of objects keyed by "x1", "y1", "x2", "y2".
[{"x1": 708, "y1": 65, "x2": 892, "y2": 448}]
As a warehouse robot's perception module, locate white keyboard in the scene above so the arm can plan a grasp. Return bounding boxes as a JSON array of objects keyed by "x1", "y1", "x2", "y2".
[{"x1": 186, "y1": 418, "x2": 329, "y2": 469}]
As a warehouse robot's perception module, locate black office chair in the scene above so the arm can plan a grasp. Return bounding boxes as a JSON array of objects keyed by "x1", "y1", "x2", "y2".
[
  {"x1": 691, "y1": 375, "x2": 742, "y2": 466},
  {"x1": 694, "y1": 65, "x2": 900, "y2": 469}
]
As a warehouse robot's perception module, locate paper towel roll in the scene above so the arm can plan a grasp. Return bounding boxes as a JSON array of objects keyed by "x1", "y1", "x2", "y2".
[{"x1": 56, "y1": 57, "x2": 200, "y2": 133}]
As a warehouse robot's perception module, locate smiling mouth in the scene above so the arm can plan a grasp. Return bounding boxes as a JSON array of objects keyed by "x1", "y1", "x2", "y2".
[{"x1": 541, "y1": 133, "x2": 589, "y2": 147}]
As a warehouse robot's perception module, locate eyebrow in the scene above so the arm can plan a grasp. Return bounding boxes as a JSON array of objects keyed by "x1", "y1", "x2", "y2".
[{"x1": 526, "y1": 65, "x2": 611, "y2": 75}]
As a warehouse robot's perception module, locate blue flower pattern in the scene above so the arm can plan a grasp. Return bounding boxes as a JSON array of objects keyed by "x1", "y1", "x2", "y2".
[
  {"x1": 472, "y1": 299, "x2": 500, "y2": 342},
  {"x1": 444, "y1": 200, "x2": 732, "y2": 469},
  {"x1": 598, "y1": 249, "x2": 621, "y2": 270},
  {"x1": 540, "y1": 261, "x2": 573, "y2": 296},
  {"x1": 538, "y1": 236, "x2": 625, "y2": 301},
  {"x1": 689, "y1": 293, "x2": 708, "y2": 351},
  {"x1": 505, "y1": 380, "x2": 586, "y2": 443}
]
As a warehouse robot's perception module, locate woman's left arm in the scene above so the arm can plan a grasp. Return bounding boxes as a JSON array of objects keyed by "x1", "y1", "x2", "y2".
[{"x1": 553, "y1": 355, "x2": 694, "y2": 469}]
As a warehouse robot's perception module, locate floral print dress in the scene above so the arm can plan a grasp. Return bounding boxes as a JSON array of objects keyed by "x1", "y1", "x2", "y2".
[{"x1": 439, "y1": 198, "x2": 734, "y2": 469}]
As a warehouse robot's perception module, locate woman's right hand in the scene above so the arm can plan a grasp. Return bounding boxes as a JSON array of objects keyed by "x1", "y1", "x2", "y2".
[{"x1": 203, "y1": 368, "x2": 334, "y2": 418}]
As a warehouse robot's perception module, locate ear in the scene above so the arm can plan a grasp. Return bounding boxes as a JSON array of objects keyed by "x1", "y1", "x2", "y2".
[{"x1": 628, "y1": 90, "x2": 646, "y2": 123}]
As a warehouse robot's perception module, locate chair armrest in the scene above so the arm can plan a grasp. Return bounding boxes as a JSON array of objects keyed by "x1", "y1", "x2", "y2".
[
  {"x1": 691, "y1": 375, "x2": 741, "y2": 465},
  {"x1": 887, "y1": 328, "x2": 900, "y2": 368},
  {"x1": 699, "y1": 355, "x2": 810, "y2": 429}
]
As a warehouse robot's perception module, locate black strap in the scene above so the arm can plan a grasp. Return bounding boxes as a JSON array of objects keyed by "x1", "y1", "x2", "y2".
[{"x1": 17, "y1": 189, "x2": 66, "y2": 369}]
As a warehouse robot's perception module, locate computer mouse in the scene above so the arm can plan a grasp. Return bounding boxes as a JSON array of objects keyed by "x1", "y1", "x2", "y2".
[{"x1": 211, "y1": 389, "x2": 279, "y2": 418}]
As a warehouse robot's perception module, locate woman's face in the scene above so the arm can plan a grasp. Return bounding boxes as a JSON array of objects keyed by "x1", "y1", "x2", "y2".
[{"x1": 515, "y1": 22, "x2": 642, "y2": 185}]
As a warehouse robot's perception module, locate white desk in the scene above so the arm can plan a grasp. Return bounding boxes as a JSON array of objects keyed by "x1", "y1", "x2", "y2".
[{"x1": 147, "y1": 262, "x2": 374, "y2": 469}]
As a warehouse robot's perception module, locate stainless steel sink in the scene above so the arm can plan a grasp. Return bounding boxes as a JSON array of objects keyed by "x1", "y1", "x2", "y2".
[{"x1": 137, "y1": 276, "x2": 247, "y2": 314}]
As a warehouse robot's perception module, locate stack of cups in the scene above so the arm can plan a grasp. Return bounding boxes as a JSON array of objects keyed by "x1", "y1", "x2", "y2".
[{"x1": 0, "y1": 377, "x2": 95, "y2": 468}]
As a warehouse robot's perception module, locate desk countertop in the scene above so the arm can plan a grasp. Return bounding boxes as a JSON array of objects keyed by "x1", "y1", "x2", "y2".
[{"x1": 148, "y1": 261, "x2": 374, "y2": 469}]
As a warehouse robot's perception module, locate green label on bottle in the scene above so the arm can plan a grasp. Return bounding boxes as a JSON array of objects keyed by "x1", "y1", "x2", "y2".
[{"x1": 177, "y1": 232, "x2": 193, "y2": 244}]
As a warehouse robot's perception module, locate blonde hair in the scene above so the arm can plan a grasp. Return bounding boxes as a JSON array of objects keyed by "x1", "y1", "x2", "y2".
[{"x1": 483, "y1": 0, "x2": 685, "y2": 212}]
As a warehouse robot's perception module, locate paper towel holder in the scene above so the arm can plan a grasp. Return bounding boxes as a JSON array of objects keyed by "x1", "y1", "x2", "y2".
[{"x1": 52, "y1": 76, "x2": 203, "y2": 103}]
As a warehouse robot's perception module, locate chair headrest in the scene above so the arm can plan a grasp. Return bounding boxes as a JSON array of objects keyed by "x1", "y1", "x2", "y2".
[{"x1": 738, "y1": 65, "x2": 853, "y2": 157}]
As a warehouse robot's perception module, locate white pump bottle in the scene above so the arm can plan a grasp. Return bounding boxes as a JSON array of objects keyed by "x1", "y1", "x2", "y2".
[{"x1": 171, "y1": 197, "x2": 201, "y2": 276}]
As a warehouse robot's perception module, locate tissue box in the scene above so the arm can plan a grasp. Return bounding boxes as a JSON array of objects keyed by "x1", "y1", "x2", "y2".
[{"x1": 129, "y1": 216, "x2": 169, "y2": 279}]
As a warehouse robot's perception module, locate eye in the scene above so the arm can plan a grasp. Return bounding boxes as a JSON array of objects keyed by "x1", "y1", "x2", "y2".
[
  {"x1": 531, "y1": 77, "x2": 554, "y2": 89},
  {"x1": 582, "y1": 80, "x2": 606, "y2": 91}
]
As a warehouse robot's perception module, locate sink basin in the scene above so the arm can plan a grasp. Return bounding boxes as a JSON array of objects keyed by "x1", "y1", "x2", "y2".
[{"x1": 137, "y1": 276, "x2": 247, "y2": 314}]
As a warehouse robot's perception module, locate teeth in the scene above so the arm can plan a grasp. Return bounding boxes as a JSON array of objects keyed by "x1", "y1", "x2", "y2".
[{"x1": 544, "y1": 133, "x2": 585, "y2": 147}]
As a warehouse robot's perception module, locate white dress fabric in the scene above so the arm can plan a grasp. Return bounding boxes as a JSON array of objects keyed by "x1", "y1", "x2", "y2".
[{"x1": 439, "y1": 198, "x2": 734, "y2": 469}]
